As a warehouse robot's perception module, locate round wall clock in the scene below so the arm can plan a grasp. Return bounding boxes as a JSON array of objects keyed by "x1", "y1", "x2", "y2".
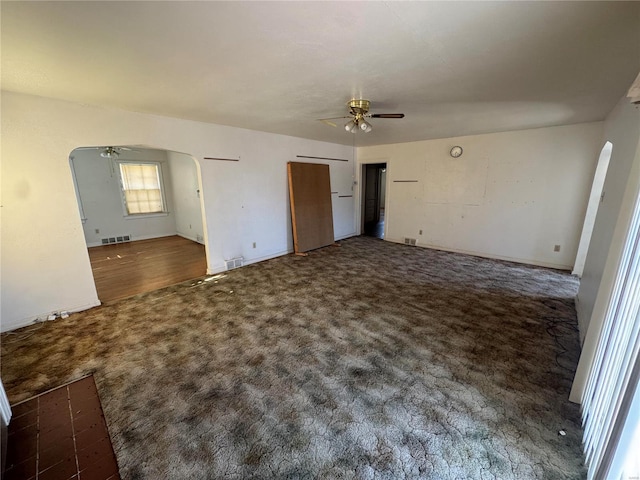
[{"x1": 450, "y1": 146, "x2": 463, "y2": 158}]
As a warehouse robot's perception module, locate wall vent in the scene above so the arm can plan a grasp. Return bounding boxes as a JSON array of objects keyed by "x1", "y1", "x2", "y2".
[
  {"x1": 101, "y1": 234, "x2": 132, "y2": 245},
  {"x1": 404, "y1": 237, "x2": 417, "y2": 246},
  {"x1": 225, "y1": 257, "x2": 244, "y2": 270}
]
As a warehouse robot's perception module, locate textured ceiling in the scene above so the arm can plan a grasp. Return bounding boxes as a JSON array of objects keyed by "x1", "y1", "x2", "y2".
[{"x1": 2, "y1": 1, "x2": 639, "y2": 146}]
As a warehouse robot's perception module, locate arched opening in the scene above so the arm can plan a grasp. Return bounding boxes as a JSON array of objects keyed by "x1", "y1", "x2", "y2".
[
  {"x1": 69, "y1": 145, "x2": 208, "y2": 303},
  {"x1": 573, "y1": 141, "x2": 613, "y2": 277}
]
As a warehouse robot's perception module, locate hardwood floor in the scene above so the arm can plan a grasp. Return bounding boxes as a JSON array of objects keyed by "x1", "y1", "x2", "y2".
[{"x1": 88, "y1": 236, "x2": 207, "y2": 303}]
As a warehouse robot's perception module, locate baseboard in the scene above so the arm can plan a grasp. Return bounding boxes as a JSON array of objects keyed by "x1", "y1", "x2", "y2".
[
  {"x1": 0, "y1": 300, "x2": 102, "y2": 333},
  {"x1": 176, "y1": 233, "x2": 205, "y2": 245},
  {"x1": 575, "y1": 294, "x2": 588, "y2": 346},
  {"x1": 86, "y1": 232, "x2": 177, "y2": 248},
  {"x1": 205, "y1": 235, "x2": 357, "y2": 275},
  {"x1": 207, "y1": 265, "x2": 226, "y2": 275},
  {"x1": 385, "y1": 238, "x2": 573, "y2": 271},
  {"x1": 245, "y1": 249, "x2": 293, "y2": 266},
  {"x1": 207, "y1": 249, "x2": 293, "y2": 275},
  {"x1": 335, "y1": 232, "x2": 357, "y2": 241}
]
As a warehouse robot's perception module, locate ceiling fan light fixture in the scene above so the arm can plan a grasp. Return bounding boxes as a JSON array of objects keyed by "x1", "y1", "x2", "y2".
[
  {"x1": 100, "y1": 147, "x2": 119, "y2": 159},
  {"x1": 359, "y1": 119, "x2": 372, "y2": 133},
  {"x1": 345, "y1": 120, "x2": 358, "y2": 133}
]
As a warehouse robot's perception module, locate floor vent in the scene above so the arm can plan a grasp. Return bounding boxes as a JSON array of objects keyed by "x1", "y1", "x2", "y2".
[
  {"x1": 101, "y1": 235, "x2": 132, "y2": 245},
  {"x1": 225, "y1": 257, "x2": 244, "y2": 270},
  {"x1": 404, "y1": 237, "x2": 417, "y2": 246}
]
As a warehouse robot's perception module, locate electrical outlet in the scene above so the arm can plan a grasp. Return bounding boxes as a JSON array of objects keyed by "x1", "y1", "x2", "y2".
[
  {"x1": 252, "y1": 242, "x2": 256, "y2": 249},
  {"x1": 95, "y1": 228, "x2": 100, "y2": 234},
  {"x1": 554, "y1": 245, "x2": 561, "y2": 252},
  {"x1": 419, "y1": 229, "x2": 423, "y2": 235}
]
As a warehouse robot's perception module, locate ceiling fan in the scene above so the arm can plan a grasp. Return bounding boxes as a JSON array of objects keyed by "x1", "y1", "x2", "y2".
[
  {"x1": 74, "y1": 146, "x2": 137, "y2": 159},
  {"x1": 319, "y1": 99, "x2": 404, "y2": 133}
]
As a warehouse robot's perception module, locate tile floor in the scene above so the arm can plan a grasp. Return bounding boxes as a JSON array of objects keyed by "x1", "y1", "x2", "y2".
[{"x1": 4, "y1": 376, "x2": 120, "y2": 480}]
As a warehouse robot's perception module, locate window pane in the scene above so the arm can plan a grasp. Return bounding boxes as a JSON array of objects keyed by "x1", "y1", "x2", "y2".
[{"x1": 119, "y1": 163, "x2": 165, "y2": 214}]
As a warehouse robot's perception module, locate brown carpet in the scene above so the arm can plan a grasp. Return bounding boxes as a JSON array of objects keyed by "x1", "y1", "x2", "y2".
[{"x1": 1, "y1": 236, "x2": 586, "y2": 479}]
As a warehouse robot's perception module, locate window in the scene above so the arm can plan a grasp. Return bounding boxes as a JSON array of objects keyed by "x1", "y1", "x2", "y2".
[{"x1": 118, "y1": 162, "x2": 166, "y2": 215}]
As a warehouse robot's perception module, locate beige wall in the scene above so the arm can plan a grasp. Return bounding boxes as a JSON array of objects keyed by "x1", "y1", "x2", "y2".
[{"x1": 358, "y1": 122, "x2": 603, "y2": 269}]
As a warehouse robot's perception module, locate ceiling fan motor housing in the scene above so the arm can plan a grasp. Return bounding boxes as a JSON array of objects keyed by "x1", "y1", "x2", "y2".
[{"x1": 348, "y1": 99, "x2": 370, "y2": 115}]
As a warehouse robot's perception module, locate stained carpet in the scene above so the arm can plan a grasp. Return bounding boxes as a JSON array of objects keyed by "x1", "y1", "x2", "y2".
[{"x1": 1, "y1": 236, "x2": 586, "y2": 479}]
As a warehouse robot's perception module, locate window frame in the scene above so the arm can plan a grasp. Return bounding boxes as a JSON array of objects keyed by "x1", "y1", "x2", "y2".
[{"x1": 117, "y1": 160, "x2": 168, "y2": 218}]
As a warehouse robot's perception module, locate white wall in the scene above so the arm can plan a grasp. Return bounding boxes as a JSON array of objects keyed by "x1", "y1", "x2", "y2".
[
  {"x1": 1, "y1": 91, "x2": 356, "y2": 332},
  {"x1": 167, "y1": 151, "x2": 204, "y2": 244},
  {"x1": 72, "y1": 148, "x2": 177, "y2": 246},
  {"x1": 570, "y1": 98, "x2": 640, "y2": 403},
  {"x1": 358, "y1": 123, "x2": 603, "y2": 269},
  {"x1": 572, "y1": 142, "x2": 612, "y2": 277},
  {"x1": 575, "y1": 99, "x2": 640, "y2": 341}
]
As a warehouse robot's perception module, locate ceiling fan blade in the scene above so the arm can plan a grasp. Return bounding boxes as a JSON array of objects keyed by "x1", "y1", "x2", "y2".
[
  {"x1": 317, "y1": 116, "x2": 352, "y2": 128},
  {"x1": 370, "y1": 113, "x2": 405, "y2": 119}
]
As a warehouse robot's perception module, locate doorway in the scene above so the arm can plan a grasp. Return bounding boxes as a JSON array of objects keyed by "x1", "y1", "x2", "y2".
[
  {"x1": 69, "y1": 146, "x2": 208, "y2": 303},
  {"x1": 362, "y1": 163, "x2": 387, "y2": 239}
]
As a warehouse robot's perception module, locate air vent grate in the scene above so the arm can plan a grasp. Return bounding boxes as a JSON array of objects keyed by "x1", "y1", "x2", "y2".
[
  {"x1": 225, "y1": 257, "x2": 244, "y2": 270},
  {"x1": 101, "y1": 234, "x2": 132, "y2": 245},
  {"x1": 404, "y1": 237, "x2": 417, "y2": 246}
]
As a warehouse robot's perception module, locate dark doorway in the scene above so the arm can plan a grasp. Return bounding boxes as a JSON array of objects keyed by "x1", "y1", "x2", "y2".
[{"x1": 362, "y1": 163, "x2": 386, "y2": 238}]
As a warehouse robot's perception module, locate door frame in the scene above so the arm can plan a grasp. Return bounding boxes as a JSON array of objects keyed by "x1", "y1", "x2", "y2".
[
  {"x1": 364, "y1": 164, "x2": 382, "y2": 225},
  {"x1": 357, "y1": 158, "x2": 389, "y2": 237}
]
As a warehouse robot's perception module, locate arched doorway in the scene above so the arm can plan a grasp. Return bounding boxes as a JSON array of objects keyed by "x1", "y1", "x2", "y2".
[
  {"x1": 573, "y1": 141, "x2": 613, "y2": 277},
  {"x1": 69, "y1": 145, "x2": 208, "y2": 302}
]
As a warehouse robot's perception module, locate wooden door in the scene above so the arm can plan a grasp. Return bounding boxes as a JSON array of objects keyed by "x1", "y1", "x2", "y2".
[{"x1": 288, "y1": 162, "x2": 335, "y2": 253}]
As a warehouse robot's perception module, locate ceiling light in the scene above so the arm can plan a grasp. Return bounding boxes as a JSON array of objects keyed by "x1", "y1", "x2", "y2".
[
  {"x1": 344, "y1": 120, "x2": 358, "y2": 133},
  {"x1": 359, "y1": 119, "x2": 372, "y2": 133}
]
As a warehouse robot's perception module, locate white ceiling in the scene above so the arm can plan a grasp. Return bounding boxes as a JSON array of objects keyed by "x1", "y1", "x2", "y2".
[{"x1": 2, "y1": 1, "x2": 639, "y2": 147}]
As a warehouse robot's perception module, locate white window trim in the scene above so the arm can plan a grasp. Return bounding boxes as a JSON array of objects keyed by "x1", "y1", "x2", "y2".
[
  {"x1": 123, "y1": 212, "x2": 169, "y2": 220},
  {"x1": 117, "y1": 161, "x2": 169, "y2": 218}
]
